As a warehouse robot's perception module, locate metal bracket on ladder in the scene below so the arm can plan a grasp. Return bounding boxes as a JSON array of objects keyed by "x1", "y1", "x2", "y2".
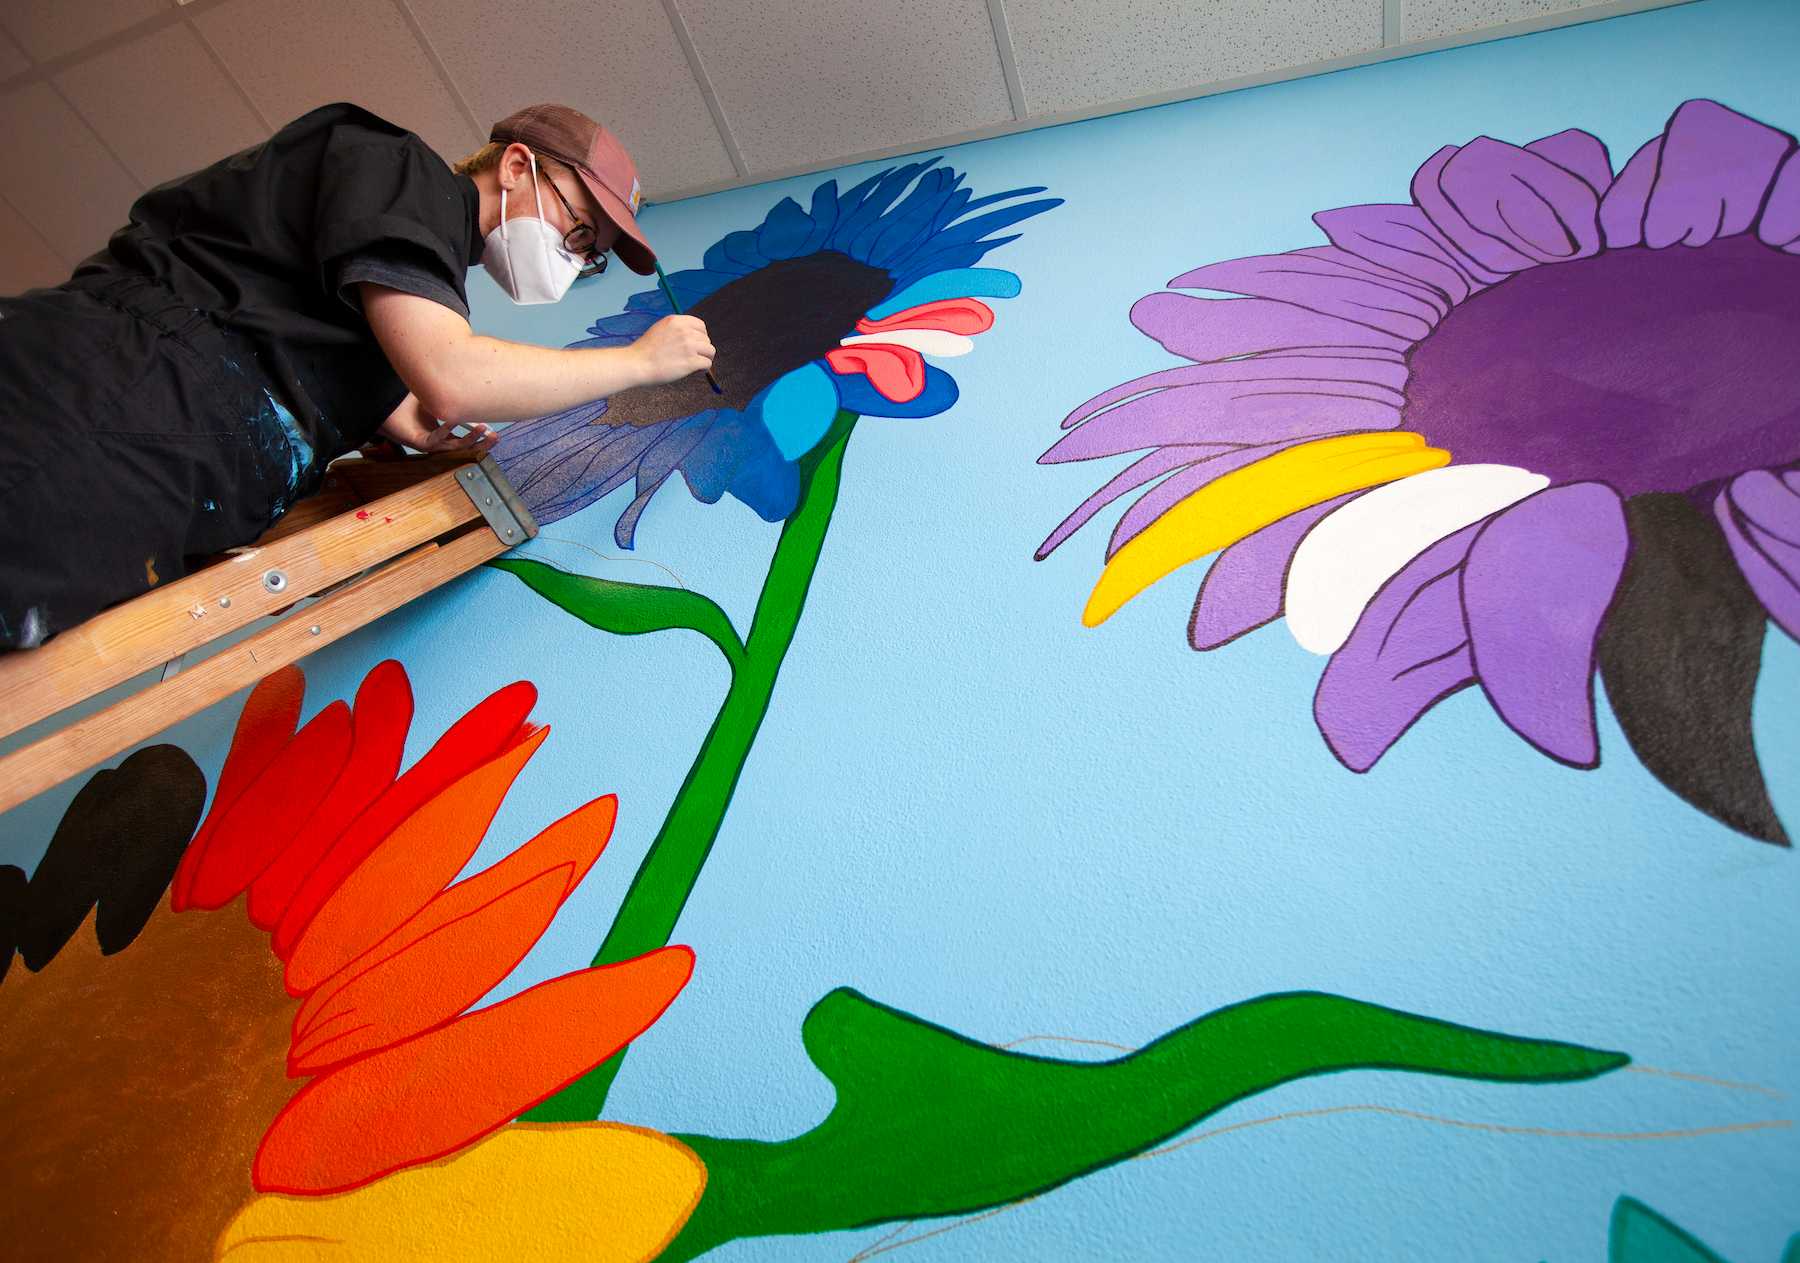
[{"x1": 456, "y1": 456, "x2": 538, "y2": 548}]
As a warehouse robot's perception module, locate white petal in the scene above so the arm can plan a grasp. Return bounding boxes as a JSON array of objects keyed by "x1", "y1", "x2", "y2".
[
  {"x1": 1285, "y1": 463, "x2": 1550, "y2": 654},
  {"x1": 839, "y1": 329, "x2": 975, "y2": 357}
]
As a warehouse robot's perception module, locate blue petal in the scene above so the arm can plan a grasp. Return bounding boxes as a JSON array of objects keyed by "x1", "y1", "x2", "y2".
[
  {"x1": 758, "y1": 363, "x2": 843, "y2": 460},
  {"x1": 865, "y1": 267, "x2": 1023, "y2": 319},
  {"x1": 624, "y1": 268, "x2": 735, "y2": 314},
  {"x1": 834, "y1": 168, "x2": 890, "y2": 223},
  {"x1": 721, "y1": 228, "x2": 766, "y2": 271},
  {"x1": 831, "y1": 162, "x2": 934, "y2": 257},
  {"x1": 926, "y1": 198, "x2": 1063, "y2": 253},
  {"x1": 756, "y1": 197, "x2": 815, "y2": 260},
  {"x1": 892, "y1": 235, "x2": 1025, "y2": 291},
  {"x1": 679, "y1": 409, "x2": 757, "y2": 504},
  {"x1": 578, "y1": 309, "x2": 659, "y2": 343},
  {"x1": 801, "y1": 179, "x2": 840, "y2": 253},
  {"x1": 702, "y1": 236, "x2": 757, "y2": 275},
  {"x1": 832, "y1": 364, "x2": 959, "y2": 419},
  {"x1": 727, "y1": 428, "x2": 802, "y2": 523}
]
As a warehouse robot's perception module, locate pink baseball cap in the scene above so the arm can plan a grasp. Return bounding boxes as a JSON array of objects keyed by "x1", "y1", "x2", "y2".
[{"x1": 488, "y1": 104, "x2": 656, "y2": 274}]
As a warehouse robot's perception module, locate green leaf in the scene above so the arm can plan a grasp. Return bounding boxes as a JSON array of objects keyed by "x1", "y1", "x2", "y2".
[
  {"x1": 1609, "y1": 1196, "x2": 1731, "y2": 1263},
  {"x1": 489, "y1": 558, "x2": 744, "y2": 669},
  {"x1": 663, "y1": 989, "x2": 1628, "y2": 1259}
]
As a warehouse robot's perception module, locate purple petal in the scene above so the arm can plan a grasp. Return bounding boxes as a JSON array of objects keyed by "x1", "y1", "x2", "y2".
[
  {"x1": 1314, "y1": 525, "x2": 1482, "y2": 772},
  {"x1": 1524, "y1": 128, "x2": 1615, "y2": 196},
  {"x1": 1036, "y1": 446, "x2": 1218, "y2": 559},
  {"x1": 1189, "y1": 493, "x2": 1360, "y2": 649},
  {"x1": 1756, "y1": 150, "x2": 1800, "y2": 252},
  {"x1": 1598, "y1": 136, "x2": 1661, "y2": 248},
  {"x1": 1169, "y1": 254, "x2": 1439, "y2": 341},
  {"x1": 1312, "y1": 203, "x2": 1488, "y2": 305},
  {"x1": 1412, "y1": 142, "x2": 1550, "y2": 273},
  {"x1": 1463, "y1": 483, "x2": 1628, "y2": 767},
  {"x1": 1108, "y1": 444, "x2": 1294, "y2": 558},
  {"x1": 1435, "y1": 136, "x2": 1604, "y2": 264},
  {"x1": 1293, "y1": 246, "x2": 1451, "y2": 318},
  {"x1": 1062, "y1": 354, "x2": 1408, "y2": 430},
  {"x1": 1041, "y1": 379, "x2": 1399, "y2": 464},
  {"x1": 1714, "y1": 468, "x2": 1800, "y2": 641},
  {"x1": 1645, "y1": 99, "x2": 1797, "y2": 248},
  {"x1": 1129, "y1": 292, "x2": 1413, "y2": 363}
]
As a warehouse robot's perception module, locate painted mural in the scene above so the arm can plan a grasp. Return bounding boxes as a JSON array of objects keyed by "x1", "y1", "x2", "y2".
[
  {"x1": 2, "y1": 1, "x2": 1797, "y2": 1259},
  {"x1": 1037, "y1": 97, "x2": 1799, "y2": 847}
]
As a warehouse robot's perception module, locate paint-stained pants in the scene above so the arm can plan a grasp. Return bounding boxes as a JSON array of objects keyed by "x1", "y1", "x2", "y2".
[{"x1": 0, "y1": 273, "x2": 311, "y2": 649}]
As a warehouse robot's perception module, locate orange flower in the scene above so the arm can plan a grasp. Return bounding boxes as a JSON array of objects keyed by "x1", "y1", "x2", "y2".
[{"x1": 170, "y1": 661, "x2": 694, "y2": 1196}]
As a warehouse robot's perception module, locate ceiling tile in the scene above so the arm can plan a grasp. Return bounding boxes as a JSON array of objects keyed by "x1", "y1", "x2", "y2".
[
  {"x1": 0, "y1": 195, "x2": 70, "y2": 293},
  {"x1": 55, "y1": 25, "x2": 267, "y2": 190},
  {"x1": 193, "y1": 0, "x2": 481, "y2": 160},
  {"x1": 0, "y1": 0, "x2": 162, "y2": 64},
  {"x1": 1006, "y1": 0, "x2": 1382, "y2": 116},
  {"x1": 406, "y1": 0, "x2": 735, "y2": 194},
  {"x1": 0, "y1": 27, "x2": 31, "y2": 81},
  {"x1": 0, "y1": 83, "x2": 141, "y2": 263},
  {"x1": 678, "y1": 0, "x2": 1013, "y2": 173},
  {"x1": 1402, "y1": 0, "x2": 1601, "y2": 42}
]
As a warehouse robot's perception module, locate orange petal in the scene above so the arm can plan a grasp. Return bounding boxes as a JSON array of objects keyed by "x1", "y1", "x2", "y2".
[
  {"x1": 272, "y1": 680, "x2": 537, "y2": 960},
  {"x1": 248, "y1": 662, "x2": 414, "y2": 930},
  {"x1": 184, "y1": 701, "x2": 353, "y2": 911},
  {"x1": 172, "y1": 666, "x2": 304, "y2": 910},
  {"x1": 283, "y1": 726, "x2": 550, "y2": 996},
  {"x1": 855, "y1": 297, "x2": 994, "y2": 336},
  {"x1": 826, "y1": 343, "x2": 926, "y2": 402},
  {"x1": 295, "y1": 792, "x2": 619, "y2": 1037},
  {"x1": 288, "y1": 864, "x2": 573, "y2": 1073},
  {"x1": 253, "y1": 946, "x2": 696, "y2": 1194}
]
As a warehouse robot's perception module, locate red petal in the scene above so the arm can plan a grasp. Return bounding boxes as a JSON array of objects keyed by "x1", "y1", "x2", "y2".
[
  {"x1": 855, "y1": 297, "x2": 994, "y2": 336},
  {"x1": 283, "y1": 726, "x2": 551, "y2": 996},
  {"x1": 184, "y1": 701, "x2": 353, "y2": 911},
  {"x1": 826, "y1": 343, "x2": 927, "y2": 403},
  {"x1": 294, "y1": 793, "x2": 619, "y2": 1037},
  {"x1": 271, "y1": 680, "x2": 537, "y2": 960},
  {"x1": 248, "y1": 661, "x2": 414, "y2": 930},
  {"x1": 253, "y1": 946, "x2": 696, "y2": 1194},
  {"x1": 288, "y1": 864, "x2": 572, "y2": 1073},
  {"x1": 172, "y1": 667, "x2": 305, "y2": 910}
]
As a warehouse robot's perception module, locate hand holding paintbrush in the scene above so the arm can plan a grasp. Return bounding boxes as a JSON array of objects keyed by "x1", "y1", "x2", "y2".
[{"x1": 652, "y1": 259, "x2": 723, "y2": 395}]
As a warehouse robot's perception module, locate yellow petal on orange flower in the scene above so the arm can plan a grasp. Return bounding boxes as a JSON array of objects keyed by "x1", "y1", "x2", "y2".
[
  {"x1": 283, "y1": 725, "x2": 550, "y2": 996},
  {"x1": 216, "y1": 1123, "x2": 706, "y2": 1262},
  {"x1": 1082, "y1": 432, "x2": 1451, "y2": 627}
]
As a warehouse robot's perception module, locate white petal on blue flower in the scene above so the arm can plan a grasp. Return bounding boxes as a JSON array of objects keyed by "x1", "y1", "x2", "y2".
[
  {"x1": 1285, "y1": 463, "x2": 1550, "y2": 655},
  {"x1": 839, "y1": 330, "x2": 975, "y2": 357},
  {"x1": 865, "y1": 268, "x2": 1023, "y2": 320},
  {"x1": 760, "y1": 363, "x2": 843, "y2": 460}
]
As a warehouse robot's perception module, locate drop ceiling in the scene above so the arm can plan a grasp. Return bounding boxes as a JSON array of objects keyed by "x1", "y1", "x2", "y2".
[{"x1": 0, "y1": 0, "x2": 1684, "y2": 293}]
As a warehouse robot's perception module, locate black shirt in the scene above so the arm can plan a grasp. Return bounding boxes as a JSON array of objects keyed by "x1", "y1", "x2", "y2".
[{"x1": 75, "y1": 102, "x2": 482, "y2": 461}]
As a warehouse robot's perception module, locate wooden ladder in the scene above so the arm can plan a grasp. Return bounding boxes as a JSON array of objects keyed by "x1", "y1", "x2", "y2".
[{"x1": 0, "y1": 450, "x2": 536, "y2": 815}]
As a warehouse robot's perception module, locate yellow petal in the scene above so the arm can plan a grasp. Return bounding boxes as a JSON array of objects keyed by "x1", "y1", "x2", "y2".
[
  {"x1": 216, "y1": 1123, "x2": 706, "y2": 1262},
  {"x1": 1083, "y1": 432, "x2": 1451, "y2": 626}
]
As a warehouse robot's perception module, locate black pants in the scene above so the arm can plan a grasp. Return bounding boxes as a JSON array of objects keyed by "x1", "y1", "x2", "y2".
[{"x1": 0, "y1": 274, "x2": 318, "y2": 649}]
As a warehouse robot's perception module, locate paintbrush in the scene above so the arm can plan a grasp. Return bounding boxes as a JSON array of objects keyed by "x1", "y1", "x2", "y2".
[{"x1": 651, "y1": 258, "x2": 723, "y2": 395}]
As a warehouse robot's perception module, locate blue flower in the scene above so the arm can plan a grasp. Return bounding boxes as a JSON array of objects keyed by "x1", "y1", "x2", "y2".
[{"x1": 495, "y1": 159, "x2": 1059, "y2": 545}]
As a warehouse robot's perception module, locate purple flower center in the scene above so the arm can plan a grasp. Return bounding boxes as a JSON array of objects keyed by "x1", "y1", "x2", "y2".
[
  {"x1": 1402, "y1": 236, "x2": 1800, "y2": 496},
  {"x1": 605, "y1": 251, "x2": 890, "y2": 425}
]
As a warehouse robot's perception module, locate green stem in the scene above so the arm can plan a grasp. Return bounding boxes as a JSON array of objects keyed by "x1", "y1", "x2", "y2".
[{"x1": 528, "y1": 411, "x2": 858, "y2": 1122}]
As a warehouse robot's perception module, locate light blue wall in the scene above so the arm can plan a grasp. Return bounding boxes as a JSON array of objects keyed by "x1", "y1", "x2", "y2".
[{"x1": 8, "y1": 0, "x2": 1796, "y2": 1256}]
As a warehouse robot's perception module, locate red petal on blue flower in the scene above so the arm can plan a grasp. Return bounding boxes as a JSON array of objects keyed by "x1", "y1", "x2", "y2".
[
  {"x1": 827, "y1": 342, "x2": 926, "y2": 403},
  {"x1": 856, "y1": 298, "x2": 994, "y2": 337}
]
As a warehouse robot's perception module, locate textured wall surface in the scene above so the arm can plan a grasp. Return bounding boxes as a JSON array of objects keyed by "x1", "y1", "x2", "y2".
[{"x1": 2, "y1": 0, "x2": 1795, "y2": 1259}]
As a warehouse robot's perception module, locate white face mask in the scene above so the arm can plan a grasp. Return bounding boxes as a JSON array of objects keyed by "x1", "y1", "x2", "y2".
[{"x1": 480, "y1": 154, "x2": 583, "y2": 305}]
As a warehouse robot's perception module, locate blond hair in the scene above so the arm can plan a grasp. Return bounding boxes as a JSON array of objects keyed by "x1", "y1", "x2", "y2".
[{"x1": 452, "y1": 141, "x2": 505, "y2": 176}]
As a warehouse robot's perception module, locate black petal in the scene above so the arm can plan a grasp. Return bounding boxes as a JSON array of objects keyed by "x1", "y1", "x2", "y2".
[
  {"x1": 0, "y1": 864, "x2": 23, "y2": 983},
  {"x1": 1598, "y1": 493, "x2": 1789, "y2": 846},
  {"x1": 14, "y1": 744, "x2": 205, "y2": 970}
]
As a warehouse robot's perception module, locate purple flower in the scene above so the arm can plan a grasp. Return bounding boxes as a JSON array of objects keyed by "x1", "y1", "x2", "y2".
[{"x1": 1040, "y1": 99, "x2": 1800, "y2": 845}]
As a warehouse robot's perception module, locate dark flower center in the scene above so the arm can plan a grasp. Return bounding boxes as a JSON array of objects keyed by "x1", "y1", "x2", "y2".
[
  {"x1": 604, "y1": 251, "x2": 892, "y2": 427},
  {"x1": 1403, "y1": 236, "x2": 1800, "y2": 496}
]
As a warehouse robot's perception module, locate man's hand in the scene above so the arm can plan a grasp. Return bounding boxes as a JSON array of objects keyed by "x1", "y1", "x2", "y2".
[
  {"x1": 628, "y1": 315, "x2": 716, "y2": 386},
  {"x1": 378, "y1": 392, "x2": 498, "y2": 453}
]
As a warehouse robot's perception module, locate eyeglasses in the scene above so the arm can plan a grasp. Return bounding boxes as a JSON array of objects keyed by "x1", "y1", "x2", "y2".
[{"x1": 539, "y1": 163, "x2": 609, "y2": 279}]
